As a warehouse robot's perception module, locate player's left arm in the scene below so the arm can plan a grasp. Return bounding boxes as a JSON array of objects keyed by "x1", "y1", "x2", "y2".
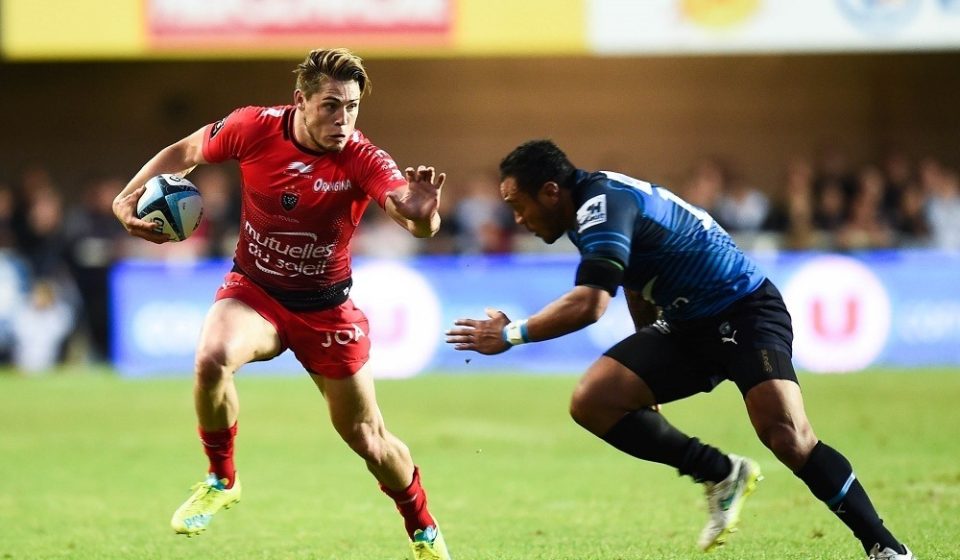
[
  {"x1": 385, "y1": 165, "x2": 445, "y2": 238},
  {"x1": 446, "y1": 284, "x2": 612, "y2": 355}
]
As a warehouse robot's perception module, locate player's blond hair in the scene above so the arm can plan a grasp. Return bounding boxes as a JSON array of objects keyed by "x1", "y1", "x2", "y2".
[{"x1": 294, "y1": 48, "x2": 370, "y2": 98}]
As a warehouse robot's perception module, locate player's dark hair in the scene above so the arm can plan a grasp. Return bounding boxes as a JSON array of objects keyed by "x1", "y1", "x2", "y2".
[
  {"x1": 499, "y1": 140, "x2": 577, "y2": 195},
  {"x1": 295, "y1": 48, "x2": 370, "y2": 99}
]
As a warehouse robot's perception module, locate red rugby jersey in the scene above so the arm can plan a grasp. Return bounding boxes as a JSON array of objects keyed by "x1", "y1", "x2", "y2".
[{"x1": 202, "y1": 105, "x2": 407, "y2": 291}]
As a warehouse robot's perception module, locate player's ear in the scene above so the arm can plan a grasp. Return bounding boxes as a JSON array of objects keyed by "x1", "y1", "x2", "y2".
[
  {"x1": 293, "y1": 90, "x2": 306, "y2": 110},
  {"x1": 541, "y1": 182, "x2": 561, "y2": 203}
]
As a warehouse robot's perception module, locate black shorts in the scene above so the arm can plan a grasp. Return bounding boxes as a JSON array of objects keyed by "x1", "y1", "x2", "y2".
[{"x1": 604, "y1": 278, "x2": 797, "y2": 403}]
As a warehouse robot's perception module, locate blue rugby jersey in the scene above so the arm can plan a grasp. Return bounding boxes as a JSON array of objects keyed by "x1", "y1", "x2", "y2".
[{"x1": 568, "y1": 169, "x2": 765, "y2": 322}]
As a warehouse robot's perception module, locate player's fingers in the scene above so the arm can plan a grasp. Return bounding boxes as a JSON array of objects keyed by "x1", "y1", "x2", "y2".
[
  {"x1": 135, "y1": 229, "x2": 170, "y2": 244},
  {"x1": 452, "y1": 318, "x2": 479, "y2": 327},
  {"x1": 404, "y1": 167, "x2": 417, "y2": 181},
  {"x1": 131, "y1": 216, "x2": 160, "y2": 229},
  {"x1": 434, "y1": 172, "x2": 446, "y2": 190},
  {"x1": 418, "y1": 166, "x2": 434, "y2": 183}
]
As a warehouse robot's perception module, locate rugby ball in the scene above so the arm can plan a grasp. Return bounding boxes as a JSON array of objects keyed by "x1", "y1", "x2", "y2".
[{"x1": 137, "y1": 174, "x2": 203, "y2": 241}]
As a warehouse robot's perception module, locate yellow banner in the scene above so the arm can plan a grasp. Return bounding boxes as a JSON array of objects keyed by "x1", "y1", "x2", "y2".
[
  {"x1": 1, "y1": 0, "x2": 588, "y2": 60},
  {"x1": 2, "y1": 0, "x2": 145, "y2": 59}
]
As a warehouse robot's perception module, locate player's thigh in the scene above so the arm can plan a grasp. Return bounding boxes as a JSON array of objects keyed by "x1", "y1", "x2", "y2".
[
  {"x1": 311, "y1": 364, "x2": 383, "y2": 438},
  {"x1": 603, "y1": 326, "x2": 723, "y2": 405},
  {"x1": 571, "y1": 355, "x2": 660, "y2": 434},
  {"x1": 574, "y1": 355, "x2": 658, "y2": 412},
  {"x1": 196, "y1": 298, "x2": 283, "y2": 370}
]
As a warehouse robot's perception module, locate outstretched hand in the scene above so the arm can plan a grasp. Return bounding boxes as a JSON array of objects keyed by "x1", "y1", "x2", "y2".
[
  {"x1": 446, "y1": 308, "x2": 513, "y2": 355},
  {"x1": 387, "y1": 165, "x2": 445, "y2": 222},
  {"x1": 112, "y1": 185, "x2": 170, "y2": 244}
]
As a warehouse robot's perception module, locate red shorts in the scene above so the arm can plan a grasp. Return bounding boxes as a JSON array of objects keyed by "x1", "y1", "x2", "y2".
[{"x1": 215, "y1": 271, "x2": 370, "y2": 379}]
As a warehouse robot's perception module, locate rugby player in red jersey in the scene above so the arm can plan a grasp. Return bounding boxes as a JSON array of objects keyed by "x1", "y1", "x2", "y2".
[{"x1": 113, "y1": 48, "x2": 451, "y2": 560}]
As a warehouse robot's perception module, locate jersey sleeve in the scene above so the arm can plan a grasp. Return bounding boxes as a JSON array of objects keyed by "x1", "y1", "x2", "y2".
[
  {"x1": 348, "y1": 140, "x2": 408, "y2": 208},
  {"x1": 201, "y1": 106, "x2": 260, "y2": 164},
  {"x1": 574, "y1": 185, "x2": 639, "y2": 268}
]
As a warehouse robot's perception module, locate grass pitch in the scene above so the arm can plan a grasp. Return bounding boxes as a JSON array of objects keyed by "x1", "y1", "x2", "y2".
[{"x1": 1, "y1": 367, "x2": 957, "y2": 559}]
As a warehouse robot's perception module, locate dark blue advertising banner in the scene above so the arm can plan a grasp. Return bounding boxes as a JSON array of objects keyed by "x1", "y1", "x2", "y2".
[{"x1": 110, "y1": 251, "x2": 960, "y2": 377}]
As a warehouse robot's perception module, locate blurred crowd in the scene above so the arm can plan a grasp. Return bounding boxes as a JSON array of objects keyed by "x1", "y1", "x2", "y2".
[
  {"x1": 1, "y1": 148, "x2": 959, "y2": 372},
  {"x1": 677, "y1": 148, "x2": 960, "y2": 254}
]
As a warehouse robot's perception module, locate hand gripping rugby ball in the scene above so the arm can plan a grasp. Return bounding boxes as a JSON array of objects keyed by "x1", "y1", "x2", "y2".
[{"x1": 137, "y1": 174, "x2": 204, "y2": 241}]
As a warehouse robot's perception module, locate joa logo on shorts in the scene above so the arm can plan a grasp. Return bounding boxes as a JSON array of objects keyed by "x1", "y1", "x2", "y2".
[{"x1": 321, "y1": 323, "x2": 366, "y2": 348}]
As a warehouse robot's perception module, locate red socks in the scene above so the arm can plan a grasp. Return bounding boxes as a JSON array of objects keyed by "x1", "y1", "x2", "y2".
[
  {"x1": 198, "y1": 422, "x2": 238, "y2": 488},
  {"x1": 379, "y1": 467, "x2": 436, "y2": 538}
]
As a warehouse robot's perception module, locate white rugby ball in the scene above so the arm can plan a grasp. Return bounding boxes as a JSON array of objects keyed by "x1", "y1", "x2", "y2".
[{"x1": 136, "y1": 174, "x2": 204, "y2": 242}]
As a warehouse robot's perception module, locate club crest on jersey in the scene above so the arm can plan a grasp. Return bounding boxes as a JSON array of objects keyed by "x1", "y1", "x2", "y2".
[
  {"x1": 280, "y1": 191, "x2": 299, "y2": 211},
  {"x1": 577, "y1": 194, "x2": 608, "y2": 232}
]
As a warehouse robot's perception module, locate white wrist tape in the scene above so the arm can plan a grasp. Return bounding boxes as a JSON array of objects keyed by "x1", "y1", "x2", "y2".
[{"x1": 502, "y1": 319, "x2": 530, "y2": 346}]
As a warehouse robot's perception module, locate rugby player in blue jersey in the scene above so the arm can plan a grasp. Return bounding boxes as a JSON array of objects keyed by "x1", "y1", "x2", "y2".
[{"x1": 446, "y1": 140, "x2": 914, "y2": 560}]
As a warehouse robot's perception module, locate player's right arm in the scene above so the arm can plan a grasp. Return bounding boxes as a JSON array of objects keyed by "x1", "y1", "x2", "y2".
[
  {"x1": 113, "y1": 127, "x2": 208, "y2": 243},
  {"x1": 446, "y1": 284, "x2": 612, "y2": 355}
]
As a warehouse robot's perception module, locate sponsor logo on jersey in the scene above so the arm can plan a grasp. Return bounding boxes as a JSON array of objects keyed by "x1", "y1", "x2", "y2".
[
  {"x1": 313, "y1": 179, "x2": 353, "y2": 192},
  {"x1": 577, "y1": 194, "x2": 608, "y2": 232},
  {"x1": 280, "y1": 191, "x2": 299, "y2": 211},
  {"x1": 284, "y1": 162, "x2": 315, "y2": 177},
  {"x1": 209, "y1": 118, "x2": 226, "y2": 139},
  {"x1": 243, "y1": 221, "x2": 336, "y2": 278}
]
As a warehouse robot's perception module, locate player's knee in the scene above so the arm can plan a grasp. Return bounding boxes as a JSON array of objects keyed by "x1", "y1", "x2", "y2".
[
  {"x1": 341, "y1": 423, "x2": 388, "y2": 464},
  {"x1": 569, "y1": 385, "x2": 614, "y2": 435},
  {"x1": 194, "y1": 347, "x2": 231, "y2": 387},
  {"x1": 569, "y1": 384, "x2": 594, "y2": 427},
  {"x1": 759, "y1": 421, "x2": 816, "y2": 468}
]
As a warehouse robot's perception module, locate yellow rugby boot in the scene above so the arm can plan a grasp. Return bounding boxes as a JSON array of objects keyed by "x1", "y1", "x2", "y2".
[
  {"x1": 170, "y1": 473, "x2": 242, "y2": 536},
  {"x1": 409, "y1": 524, "x2": 451, "y2": 560}
]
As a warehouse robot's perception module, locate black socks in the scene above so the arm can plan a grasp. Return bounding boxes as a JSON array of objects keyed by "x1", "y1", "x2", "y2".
[
  {"x1": 796, "y1": 441, "x2": 904, "y2": 554},
  {"x1": 602, "y1": 408, "x2": 732, "y2": 483}
]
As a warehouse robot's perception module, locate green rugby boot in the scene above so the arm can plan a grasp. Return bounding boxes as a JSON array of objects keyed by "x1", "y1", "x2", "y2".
[
  {"x1": 170, "y1": 473, "x2": 241, "y2": 536},
  {"x1": 409, "y1": 524, "x2": 451, "y2": 560}
]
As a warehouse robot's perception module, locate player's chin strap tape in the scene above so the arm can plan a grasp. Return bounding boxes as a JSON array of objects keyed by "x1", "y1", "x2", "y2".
[
  {"x1": 575, "y1": 258, "x2": 623, "y2": 296},
  {"x1": 502, "y1": 319, "x2": 530, "y2": 346}
]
